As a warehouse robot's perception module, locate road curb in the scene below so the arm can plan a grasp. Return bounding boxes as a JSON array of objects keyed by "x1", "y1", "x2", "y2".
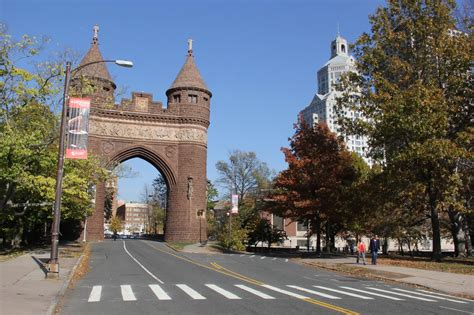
[{"x1": 45, "y1": 243, "x2": 88, "y2": 315}]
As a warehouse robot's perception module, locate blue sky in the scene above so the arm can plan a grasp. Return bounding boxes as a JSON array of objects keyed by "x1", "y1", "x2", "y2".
[{"x1": 3, "y1": 0, "x2": 385, "y2": 201}]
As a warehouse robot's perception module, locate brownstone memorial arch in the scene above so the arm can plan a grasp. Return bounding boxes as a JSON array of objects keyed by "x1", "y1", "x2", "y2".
[{"x1": 74, "y1": 29, "x2": 211, "y2": 242}]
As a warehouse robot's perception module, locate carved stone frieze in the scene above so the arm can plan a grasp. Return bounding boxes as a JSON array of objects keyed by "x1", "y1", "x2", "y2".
[{"x1": 90, "y1": 120, "x2": 207, "y2": 145}]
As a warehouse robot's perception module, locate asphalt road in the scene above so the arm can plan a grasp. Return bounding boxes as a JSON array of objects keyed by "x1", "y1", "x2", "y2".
[{"x1": 59, "y1": 239, "x2": 474, "y2": 315}]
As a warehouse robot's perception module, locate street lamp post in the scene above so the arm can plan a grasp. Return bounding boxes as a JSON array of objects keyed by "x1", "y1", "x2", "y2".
[{"x1": 47, "y1": 59, "x2": 133, "y2": 276}]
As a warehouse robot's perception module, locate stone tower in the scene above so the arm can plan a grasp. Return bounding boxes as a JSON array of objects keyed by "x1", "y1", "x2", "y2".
[
  {"x1": 164, "y1": 39, "x2": 212, "y2": 242},
  {"x1": 75, "y1": 27, "x2": 212, "y2": 243},
  {"x1": 71, "y1": 25, "x2": 116, "y2": 107}
]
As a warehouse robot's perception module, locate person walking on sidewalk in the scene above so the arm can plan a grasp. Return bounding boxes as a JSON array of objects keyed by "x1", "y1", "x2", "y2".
[
  {"x1": 369, "y1": 235, "x2": 380, "y2": 265},
  {"x1": 357, "y1": 240, "x2": 366, "y2": 265}
]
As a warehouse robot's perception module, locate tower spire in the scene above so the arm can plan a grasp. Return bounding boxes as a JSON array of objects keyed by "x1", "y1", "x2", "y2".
[
  {"x1": 187, "y1": 38, "x2": 193, "y2": 56},
  {"x1": 92, "y1": 25, "x2": 99, "y2": 44}
]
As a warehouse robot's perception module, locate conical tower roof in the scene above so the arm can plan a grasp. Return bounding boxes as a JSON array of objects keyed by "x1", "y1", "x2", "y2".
[
  {"x1": 168, "y1": 40, "x2": 209, "y2": 92},
  {"x1": 74, "y1": 25, "x2": 113, "y2": 83}
]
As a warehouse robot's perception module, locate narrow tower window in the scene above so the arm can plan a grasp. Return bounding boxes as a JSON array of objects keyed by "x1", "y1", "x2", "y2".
[
  {"x1": 188, "y1": 94, "x2": 198, "y2": 104},
  {"x1": 341, "y1": 44, "x2": 346, "y2": 53},
  {"x1": 173, "y1": 94, "x2": 181, "y2": 103}
]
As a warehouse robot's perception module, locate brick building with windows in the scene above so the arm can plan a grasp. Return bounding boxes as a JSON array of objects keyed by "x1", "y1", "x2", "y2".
[{"x1": 116, "y1": 202, "x2": 150, "y2": 234}]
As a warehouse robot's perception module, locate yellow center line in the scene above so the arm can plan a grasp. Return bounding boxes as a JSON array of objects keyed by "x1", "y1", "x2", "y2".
[{"x1": 142, "y1": 240, "x2": 360, "y2": 315}]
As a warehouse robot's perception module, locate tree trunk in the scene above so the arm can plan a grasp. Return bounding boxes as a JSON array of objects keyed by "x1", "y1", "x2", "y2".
[
  {"x1": 462, "y1": 217, "x2": 472, "y2": 257},
  {"x1": 325, "y1": 221, "x2": 331, "y2": 253},
  {"x1": 11, "y1": 217, "x2": 23, "y2": 249},
  {"x1": 448, "y1": 210, "x2": 466, "y2": 257},
  {"x1": 382, "y1": 238, "x2": 389, "y2": 255},
  {"x1": 428, "y1": 187, "x2": 442, "y2": 261},
  {"x1": 407, "y1": 239, "x2": 413, "y2": 258},
  {"x1": 398, "y1": 238, "x2": 404, "y2": 255},
  {"x1": 330, "y1": 232, "x2": 336, "y2": 253},
  {"x1": 315, "y1": 218, "x2": 321, "y2": 254}
]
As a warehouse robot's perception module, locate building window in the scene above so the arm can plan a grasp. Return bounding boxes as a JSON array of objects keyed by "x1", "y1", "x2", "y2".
[
  {"x1": 273, "y1": 215, "x2": 284, "y2": 230},
  {"x1": 203, "y1": 97, "x2": 208, "y2": 102},
  {"x1": 188, "y1": 94, "x2": 198, "y2": 103},
  {"x1": 341, "y1": 44, "x2": 346, "y2": 53},
  {"x1": 173, "y1": 94, "x2": 181, "y2": 103},
  {"x1": 297, "y1": 220, "x2": 308, "y2": 231}
]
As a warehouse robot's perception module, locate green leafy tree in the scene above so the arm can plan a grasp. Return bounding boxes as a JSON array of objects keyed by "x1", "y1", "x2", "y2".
[
  {"x1": 0, "y1": 26, "x2": 108, "y2": 247},
  {"x1": 109, "y1": 216, "x2": 123, "y2": 234},
  {"x1": 247, "y1": 218, "x2": 287, "y2": 249},
  {"x1": 335, "y1": 0, "x2": 473, "y2": 259},
  {"x1": 206, "y1": 180, "x2": 219, "y2": 240},
  {"x1": 217, "y1": 216, "x2": 247, "y2": 251}
]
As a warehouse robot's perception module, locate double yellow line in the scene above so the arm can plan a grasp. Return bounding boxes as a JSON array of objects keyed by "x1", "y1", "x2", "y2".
[{"x1": 144, "y1": 241, "x2": 359, "y2": 315}]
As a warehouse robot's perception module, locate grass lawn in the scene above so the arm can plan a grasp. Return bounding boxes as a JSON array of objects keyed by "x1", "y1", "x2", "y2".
[{"x1": 167, "y1": 242, "x2": 194, "y2": 251}]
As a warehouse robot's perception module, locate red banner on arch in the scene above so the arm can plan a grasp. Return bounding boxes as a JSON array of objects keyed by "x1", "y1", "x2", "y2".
[{"x1": 66, "y1": 97, "x2": 91, "y2": 160}]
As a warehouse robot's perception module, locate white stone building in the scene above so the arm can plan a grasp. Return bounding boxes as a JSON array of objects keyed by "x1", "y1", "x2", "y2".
[{"x1": 300, "y1": 34, "x2": 371, "y2": 166}]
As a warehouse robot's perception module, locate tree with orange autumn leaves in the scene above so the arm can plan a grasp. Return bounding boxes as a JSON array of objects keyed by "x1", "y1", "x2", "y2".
[{"x1": 268, "y1": 117, "x2": 359, "y2": 253}]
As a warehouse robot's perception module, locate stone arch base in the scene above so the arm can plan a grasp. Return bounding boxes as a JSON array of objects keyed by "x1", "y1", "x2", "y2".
[{"x1": 84, "y1": 144, "x2": 207, "y2": 243}]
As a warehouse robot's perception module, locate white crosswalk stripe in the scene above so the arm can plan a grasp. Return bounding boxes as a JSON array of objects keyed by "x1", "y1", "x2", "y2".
[
  {"x1": 88, "y1": 285, "x2": 102, "y2": 302},
  {"x1": 339, "y1": 286, "x2": 404, "y2": 301},
  {"x1": 261, "y1": 284, "x2": 309, "y2": 299},
  {"x1": 366, "y1": 287, "x2": 436, "y2": 302},
  {"x1": 206, "y1": 284, "x2": 241, "y2": 299},
  {"x1": 176, "y1": 284, "x2": 206, "y2": 300},
  {"x1": 416, "y1": 289, "x2": 473, "y2": 302},
  {"x1": 287, "y1": 285, "x2": 341, "y2": 299},
  {"x1": 235, "y1": 284, "x2": 275, "y2": 299},
  {"x1": 149, "y1": 284, "x2": 172, "y2": 300},
  {"x1": 392, "y1": 288, "x2": 468, "y2": 304},
  {"x1": 120, "y1": 285, "x2": 136, "y2": 301},
  {"x1": 85, "y1": 283, "x2": 468, "y2": 304},
  {"x1": 260, "y1": 256, "x2": 266, "y2": 260},
  {"x1": 314, "y1": 286, "x2": 373, "y2": 299}
]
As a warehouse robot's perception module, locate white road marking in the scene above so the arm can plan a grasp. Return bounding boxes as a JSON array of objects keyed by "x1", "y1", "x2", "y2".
[
  {"x1": 176, "y1": 284, "x2": 206, "y2": 300},
  {"x1": 149, "y1": 284, "x2": 172, "y2": 300},
  {"x1": 285, "y1": 259, "x2": 288, "y2": 262},
  {"x1": 121, "y1": 285, "x2": 137, "y2": 301},
  {"x1": 240, "y1": 254, "x2": 245, "y2": 257},
  {"x1": 230, "y1": 254, "x2": 234, "y2": 256},
  {"x1": 206, "y1": 284, "x2": 241, "y2": 299},
  {"x1": 287, "y1": 285, "x2": 341, "y2": 299},
  {"x1": 261, "y1": 284, "x2": 309, "y2": 299},
  {"x1": 122, "y1": 241, "x2": 164, "y2": 284},
  {"x1": 367, "y1": 287, "x2": 436, "y2": 302},
  {"x1": 88, "y1": 285, "x2": 102, "y2": 302},
  {"x1": 439, "y1": 306, "x2": 474, "y2": 314},
  {"x1": 417, "y1": 289, "x2": 473, "y2": 302},
  {"x1": 339, "y1": 286, "x2": 404, "y2": 301},
  {"x1": 392, "y1": 288, "x2": 468, "y2": 304},
  {"x1": 235, "y1": 284, "x2": 275, "y2": 299},
  {"x1": 260, "y1": 256, "x2": 266, "y2": 260},
  {"x1": 250, "y1": 255, "x2": 255, "y2": 258},
  {"x1": 314, "y1": 286, "x2": 373, "y2": 299},
  {"x1": 272, "y1": 258, "x2": 277, "y2": 261}
]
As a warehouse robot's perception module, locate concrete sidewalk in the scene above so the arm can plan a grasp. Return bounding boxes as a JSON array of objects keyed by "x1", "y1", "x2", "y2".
[
  {"x1": 0, "y1": 244, "x2": 83, "y2": 315},
  {"x1": 300, "y1": 257, "x2": 474, "y2": 298}
]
